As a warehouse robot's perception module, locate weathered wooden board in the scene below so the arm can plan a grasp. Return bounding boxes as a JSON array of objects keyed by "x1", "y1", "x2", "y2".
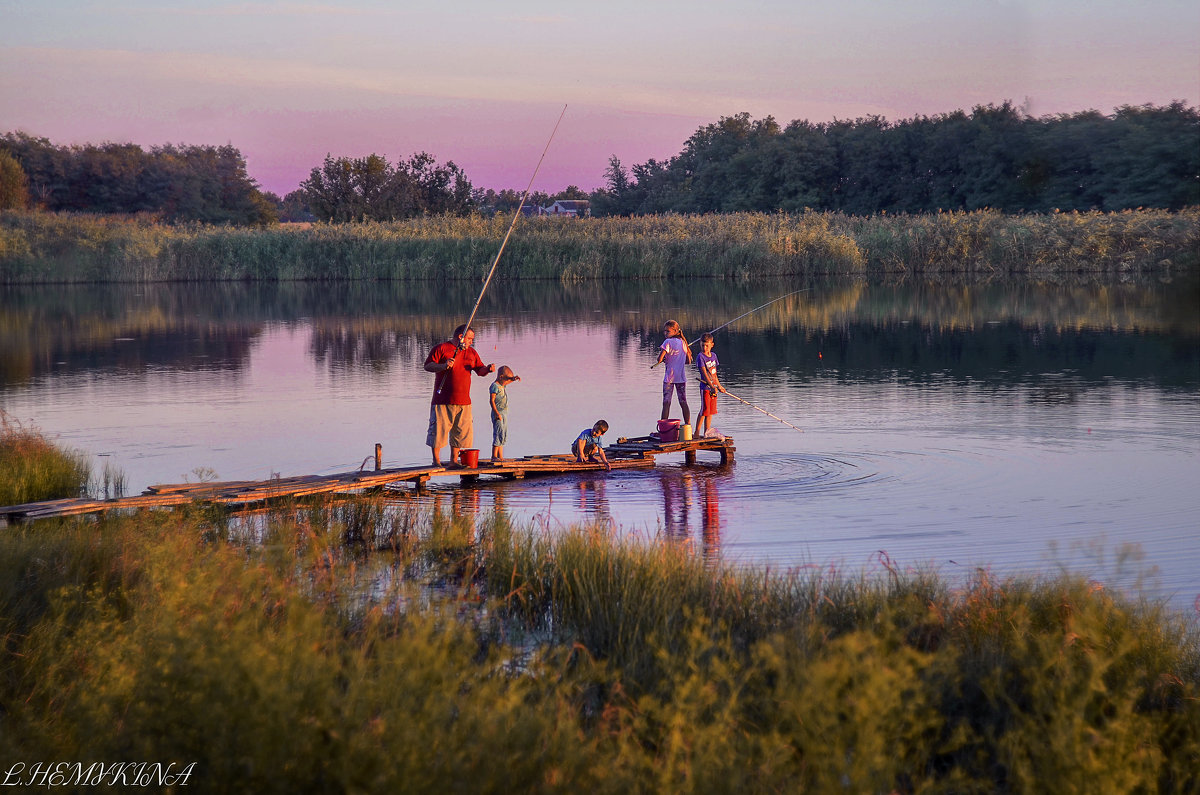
[{"x1": 1, "y1": 437, "x2": 732, "y2": 523}]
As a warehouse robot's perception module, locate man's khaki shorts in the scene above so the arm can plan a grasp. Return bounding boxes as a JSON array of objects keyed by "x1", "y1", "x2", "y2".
[{"x1": 426, "y1": 404, "x2": 472, "y2": 450}]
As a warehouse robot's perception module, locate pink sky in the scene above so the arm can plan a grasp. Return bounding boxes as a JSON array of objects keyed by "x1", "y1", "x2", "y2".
[{"x1": 2, "y1": 1, "x2": 1197, "y2": 197}]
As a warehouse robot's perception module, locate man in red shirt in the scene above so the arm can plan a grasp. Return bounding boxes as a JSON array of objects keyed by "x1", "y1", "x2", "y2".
[{"x1": 424, "y1": 324, "x2": 495, "y2": 466}]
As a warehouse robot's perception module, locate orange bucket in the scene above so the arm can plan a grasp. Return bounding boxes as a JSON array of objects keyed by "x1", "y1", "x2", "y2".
[{"x1": 459, "y1": 448, "x2": 480, "y2": 468}]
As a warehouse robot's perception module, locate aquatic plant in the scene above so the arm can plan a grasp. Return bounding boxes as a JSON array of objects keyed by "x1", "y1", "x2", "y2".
[
  {"x1": 0, "y1": 501, "x2": 1195, "y2": 792},
  {"x1": 2, "y1": 207, "x2": 1196, "y2": 283},
  {"x1": 0, "y1": 411, "x2": 92, "y2": 505}
]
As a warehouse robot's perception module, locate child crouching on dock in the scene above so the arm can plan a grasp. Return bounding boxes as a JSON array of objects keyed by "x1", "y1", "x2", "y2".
[{"x1": 572, "y1": 420, "x2": 611, "y2": 471}]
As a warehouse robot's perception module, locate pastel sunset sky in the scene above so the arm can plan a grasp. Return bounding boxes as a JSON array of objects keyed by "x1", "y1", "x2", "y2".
[{"x1": 3, "y1": 0, "x2": 1197, "y2": 197}]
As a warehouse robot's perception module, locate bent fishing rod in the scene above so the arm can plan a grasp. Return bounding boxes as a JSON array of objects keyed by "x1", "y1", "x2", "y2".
[
  {"x1": 724, "y1": 390, "x2": 804, "y2": 433},
  {"x1": 690, "y1": 287, "x2": 812, "y2": 347},
  {"x1": 458, "y1": 104, "x2": 568, "y2": 350},
  {"x1": 652, "y1": 287, "x2": 811, "y2": 368}
]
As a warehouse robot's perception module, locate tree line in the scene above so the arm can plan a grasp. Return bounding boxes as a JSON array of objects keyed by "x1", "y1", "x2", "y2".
[
  {"x1": 589, "y1": 102, "x2": 1200, "y2": 216},
  {"x1": 2, "y1": 100, "x2": 1196, "y2": 224},
  {"x1": 0, "y1": 133, "x2": 277, "y2": 224},
  {"x1": 0, "y1": 134, "x2": 483, "y2": 225}
]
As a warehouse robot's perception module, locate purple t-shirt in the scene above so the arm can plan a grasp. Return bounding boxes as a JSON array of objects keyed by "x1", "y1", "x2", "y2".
[
  {"x1": 659, "y1": 337, "x2": 689, "y2": 383},
  {"x1": 696, "y1": 350, "x2": 720, "y2": 391}
]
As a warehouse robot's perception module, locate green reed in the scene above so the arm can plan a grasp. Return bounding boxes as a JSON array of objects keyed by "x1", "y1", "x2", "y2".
[
  {"x1": 0, "y1": 411, "x2": 93, "y2": 505},
  {"x1": 0, "y1": 500, "x2": 1196, "y2": 792},
  {"x1": 2, "y1": 208, "x2": 1196, "y2": 283}
]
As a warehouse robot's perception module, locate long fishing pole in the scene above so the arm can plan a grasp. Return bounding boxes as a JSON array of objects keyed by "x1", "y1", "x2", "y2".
[
  {"x1": 688, "y1": 287, "x2": 811, "y2": 348},
  {"x1": 459, "y1": 104, "x2": 568, "y2": 347},
  {"x1": 652, "y1": 286, "x2": 811, "y2": 367},
  {"x1": 724, "y1": 389, "x2": 805, "y2": 433}
]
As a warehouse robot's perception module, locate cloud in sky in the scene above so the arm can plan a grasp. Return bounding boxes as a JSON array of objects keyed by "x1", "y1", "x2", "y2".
[{"x1": 2, "y1": 0, "x2": 1197, "y2": 195}]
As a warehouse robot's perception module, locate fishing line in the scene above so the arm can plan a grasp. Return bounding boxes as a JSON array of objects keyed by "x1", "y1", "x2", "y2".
[
  {"x1": 689, "y1": 287, "x2": 811, "y2": 348},
  {"x1": 724, "y1": 390, "x2": 805, "y2": 433},
  {"x1": 460, "y1": 104, "x2": 568, "y2": 345}
]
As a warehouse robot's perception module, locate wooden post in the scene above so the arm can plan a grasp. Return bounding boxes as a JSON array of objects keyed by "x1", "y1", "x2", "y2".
[
  {"x1": 685, "y1": 449, "x2": 696, "y2": 465},
  {"x1": 375, "y1": 443, "x2": 382, "y2": 471}
]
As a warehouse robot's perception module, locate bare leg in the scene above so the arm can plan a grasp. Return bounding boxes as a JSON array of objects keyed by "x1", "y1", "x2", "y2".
[
  {"x1": 449, "y1": 446, "x2": 460, "y2": 467},
  {"x1": 430, "y1": 446, "x2": 442, "y2": 466},
  {"x1": 680, "y1": 398, "x2": 691, "y2": 426}
]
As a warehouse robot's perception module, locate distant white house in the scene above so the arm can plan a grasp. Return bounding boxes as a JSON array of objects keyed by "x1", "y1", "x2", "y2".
[{"x1": 541, "y1": 199, "x2": 591, "y2": 217}]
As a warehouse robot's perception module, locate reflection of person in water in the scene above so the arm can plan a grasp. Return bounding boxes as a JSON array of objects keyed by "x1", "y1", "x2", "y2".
[
  {"x1": 701, "y1": 476, "x2": 721, "y2": 563},
  {"x1": 576, "y1": 478, "x2": 611, "y2": 523},
  {"x1": 451, "y1": 486, "x2": 481, "y2": 543},
  {"x1": 660, "y1": 470, "x2": 691, "y2": 540}
]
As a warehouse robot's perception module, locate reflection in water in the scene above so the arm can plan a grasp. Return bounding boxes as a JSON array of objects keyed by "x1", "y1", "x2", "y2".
[
  {"x1": 2, "y1": 276, "x2": 1197, "y2": 611},
  {"x1": 575, "y1": 478, "x2": 611, "y2": 526},
  {"x1": 656, "y1": 466, "x2": 730, "y2": 563},
  {"x1": 660, "y1": 469, "x2": 690, "y2": 541},
  {"x1": 310, "y1": 324, "x2": 421, "y2": 374},
  {"x1": 702, "y1": 476, "x2": 721, "y2": 563},
  {"x1": 2, "y1": 276, "x2": 1196, "y2": 389}
]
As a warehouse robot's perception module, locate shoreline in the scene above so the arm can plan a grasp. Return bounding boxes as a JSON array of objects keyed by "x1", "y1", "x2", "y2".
[{"x1": 2, "y1": 207, "x2": 1197, "y2": 283}]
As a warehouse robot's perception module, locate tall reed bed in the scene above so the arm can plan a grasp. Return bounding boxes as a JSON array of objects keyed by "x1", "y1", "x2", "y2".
[
  {"x1": 1, "y1": 500, "x2": 1196, "y2": 792},
  {"x1": 2, "y1": 208, "x2": 1196, "y2": 283},
  {"x1": 0, "y1": 411, "x2": 94, "y2": 505},
  {"x1": 482, "y1": 521, "x2": 1200, "y2": 791}
]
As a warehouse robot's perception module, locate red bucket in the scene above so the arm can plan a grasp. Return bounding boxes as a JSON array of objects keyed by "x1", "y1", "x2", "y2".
[
  {"x1": 459, "y1": 448, "x2": 480, "y2": 468},
  {"x1": 656, "y1": 419, "x2": 680, "y2": 442}
]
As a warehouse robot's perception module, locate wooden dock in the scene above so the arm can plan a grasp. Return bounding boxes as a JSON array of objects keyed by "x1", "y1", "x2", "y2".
[{"x1": 0, "y1": 435, "x2": 734, "y2": 524}]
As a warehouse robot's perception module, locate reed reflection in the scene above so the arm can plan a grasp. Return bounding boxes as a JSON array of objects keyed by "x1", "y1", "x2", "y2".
[{"x1": 2, "y1": 277, "x2": 1194, "y2": 389}]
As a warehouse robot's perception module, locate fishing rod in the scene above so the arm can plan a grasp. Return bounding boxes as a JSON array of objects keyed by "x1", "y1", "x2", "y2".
[
  {"x1": 652, "y1": 287, "x2": 811, "y2": 367},
  {"x1": 686, "y1": 287, "x2": 812, "y2": 349},
  {"x1": 459, "y1": 104, "x2": 568, "y2": 348},
  {"x1": 724, "y1": 390, "x2": 805, "y2": 433}
]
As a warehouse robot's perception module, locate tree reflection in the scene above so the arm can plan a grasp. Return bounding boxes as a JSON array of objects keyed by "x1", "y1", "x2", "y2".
[{"x1": 1, "y1": 276, "x2": 1195, "y2": 389}]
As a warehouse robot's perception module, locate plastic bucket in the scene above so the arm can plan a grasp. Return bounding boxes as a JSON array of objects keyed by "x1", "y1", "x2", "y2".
[
  {"x1": 682, "y1": 424, "x2": 692, "y2": 441},
  {"x1": 656, "y1": 419, "x2": 680, "y2": 442},
  {"x1": 459, "y1": 449, "x2": 480, "y2": 468}
]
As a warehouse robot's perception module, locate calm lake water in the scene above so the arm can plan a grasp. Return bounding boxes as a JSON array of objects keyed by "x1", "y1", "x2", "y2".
[{"x1": 2, "y1": 276, "x2": 1198, "y2": 612}]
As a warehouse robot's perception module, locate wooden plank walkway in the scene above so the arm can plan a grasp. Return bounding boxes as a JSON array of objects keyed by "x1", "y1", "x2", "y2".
[{"x1": 0, "y1": 435, "x2": 734, "y2": 524}]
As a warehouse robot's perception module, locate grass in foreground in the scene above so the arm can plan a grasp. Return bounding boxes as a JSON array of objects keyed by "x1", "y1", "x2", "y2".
[{"x1": 0, "y1": 500, "x2": 1196, "y2": 793}]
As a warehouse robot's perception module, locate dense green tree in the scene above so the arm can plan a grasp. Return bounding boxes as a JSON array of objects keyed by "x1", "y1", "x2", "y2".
[
  {"x1": 589, "y1": 103, "x2": 1199, "y2": 217},
  {"x1": 775, "y1": 121, "x2": 837, "y2": 211},
  {"x1": 303, "y1": 155, "x2": 358, "y2": 222},
  {"x1": 555, "y1": 185, "x2": 588, "y2": 200},
  {"x1": 0, "y1": 133, "x2": 274, "y2": 224},
  {"x1": 589, "y1": 156, "x2": 633, "y2": 216},
  {"x1": 301, "y1": 151, "x2": 472, "y2": 222},
  {"x1": 278, "y1": 190, "x2": 315, "y2": 222},
  {"x1": 0, "y1": 150, "x2": 29, "y2": 210}
]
